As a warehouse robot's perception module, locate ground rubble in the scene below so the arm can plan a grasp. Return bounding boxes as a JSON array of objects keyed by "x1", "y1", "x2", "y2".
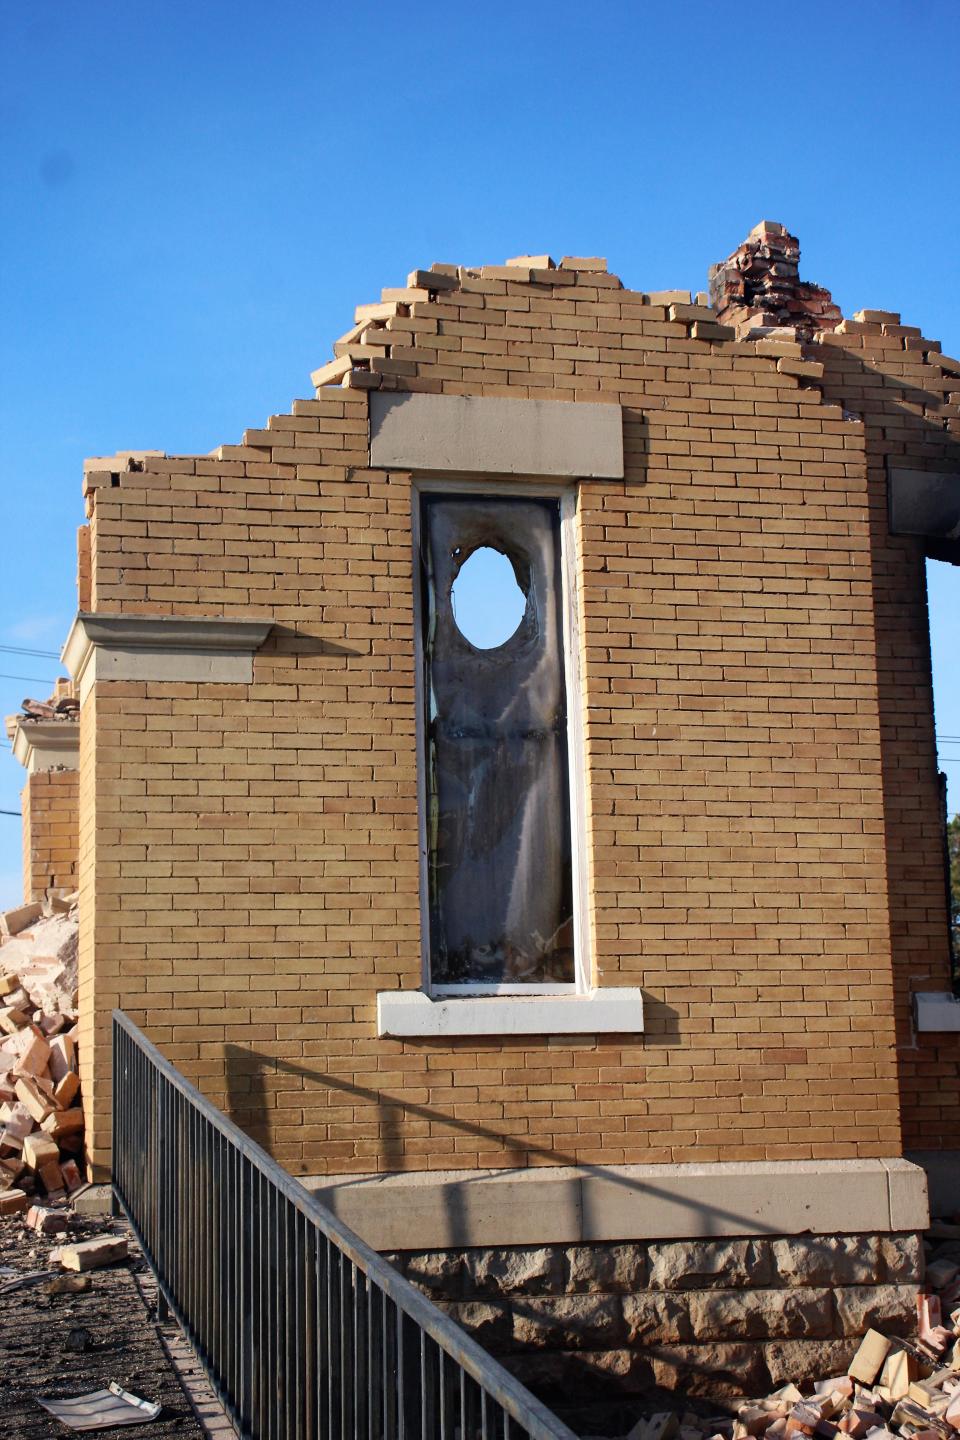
[
  {"x1": 0, "y1": 895, "x2": 85, "y2": 1212},
  {"x1": 0, "y1": 1208, "x2": 207, "y2": 1437}
]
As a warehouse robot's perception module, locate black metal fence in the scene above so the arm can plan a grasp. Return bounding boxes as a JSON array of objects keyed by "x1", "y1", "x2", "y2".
[{"x1": 112, "y1": 1011, "x2": 578, "y2": 1440}]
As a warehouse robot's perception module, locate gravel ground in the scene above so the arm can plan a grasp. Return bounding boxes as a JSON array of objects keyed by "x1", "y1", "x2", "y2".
[{"x1": 0, "y1": 1211, "x2": 209, "y2": 1439}]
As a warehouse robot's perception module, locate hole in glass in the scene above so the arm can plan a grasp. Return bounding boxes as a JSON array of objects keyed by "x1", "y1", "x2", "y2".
[{"x1": 450, "y1": 546, "x2": 527, "y2": 649}]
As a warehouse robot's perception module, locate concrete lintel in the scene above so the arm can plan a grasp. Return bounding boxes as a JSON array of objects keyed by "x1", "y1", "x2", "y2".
[
  {"x1": 914, "y1": 991, "x2": 960, "y2": 1032},
  {"x1": 62, "y1": 613, "x2": 273, "y2": 702},
  {"x1": 304, "y1": 1157, "x2": 929, "y2": 1252},
  {"x1": 376, "y1": 989, "x2": 644, "y2": 1037},
  {"x1": 10, "y1": 718, "x2": 79, "y2": 773},
  {"x1": 369, "y1": 392, "x2": 624, "y2": 479}
]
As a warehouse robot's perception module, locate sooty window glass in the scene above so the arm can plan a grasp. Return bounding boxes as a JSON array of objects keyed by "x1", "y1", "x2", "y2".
[{"x1": 419, "y1": 494, "x2": 575, "y2": 988}]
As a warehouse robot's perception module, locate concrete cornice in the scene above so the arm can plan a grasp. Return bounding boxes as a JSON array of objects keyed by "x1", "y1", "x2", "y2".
[
  {"x1": 10, "y1": 717, "x2": 79, "y2": 774},
  {"x1": 62, "y1": 613, "x2": 273, "y2": 701}
]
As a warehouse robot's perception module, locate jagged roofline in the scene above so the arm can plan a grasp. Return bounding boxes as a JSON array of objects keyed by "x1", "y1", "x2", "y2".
[
  {"x1": 308, "y1": 252, "x2": 725, "y2": 394},
  {"x1": 81, "y1": 226, "x2": 959, "y2": 474}
]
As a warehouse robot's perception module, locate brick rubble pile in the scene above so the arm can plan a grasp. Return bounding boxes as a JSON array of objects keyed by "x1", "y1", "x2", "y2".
[{"x1": 0, "y1": 895, "x2": 83, "y2": 1212}]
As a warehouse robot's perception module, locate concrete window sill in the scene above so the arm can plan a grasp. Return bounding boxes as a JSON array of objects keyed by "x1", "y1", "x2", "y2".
[
  {"x1": 915, "y1": 992, "x2": 960, "y2": 1033},
  {"x1": 376, "y1": 989, "x2": 644, "y2": 1038}
]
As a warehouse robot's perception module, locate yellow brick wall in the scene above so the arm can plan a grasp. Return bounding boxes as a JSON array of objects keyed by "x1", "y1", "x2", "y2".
[
  {"x1": 813, "y1": 325, "x2": 960, "y2": 1149},
  {"x1": 77, "y1": 264, "x2": 938, "y2": 1178},
  {"x1": 21, "y1": 768, "x2": 79, "y2": 903}
]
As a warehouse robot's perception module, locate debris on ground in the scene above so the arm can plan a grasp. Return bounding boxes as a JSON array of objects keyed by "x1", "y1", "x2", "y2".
[
  {"x1": 57, "y1": 1236, "x2": 130, "y2": 1272},
  {"x1": 0, "y1": 891, "x2": 84, "y2": 1210},
  {"x1": 36, "y1": 1380, "x2": 162, "y2": 1431},
  {"x1": 0, "y1": 1213, "x2": 207, "y2": 1438}
]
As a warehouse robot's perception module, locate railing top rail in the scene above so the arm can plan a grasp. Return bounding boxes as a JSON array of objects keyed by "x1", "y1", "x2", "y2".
[{"x1": 113, "y1": 1010, "x2": 578, "y2": 1440}]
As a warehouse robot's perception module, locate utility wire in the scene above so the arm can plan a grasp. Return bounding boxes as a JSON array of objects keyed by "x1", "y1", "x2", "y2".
[
  {"x1": 0, "y1": 809, "x2": 21, "y2": 817},
  {"x1": 0, "y1": 645, "x2": 61, "y2": 659},
  {"x1": 0, "y1": 674, "x2": 57, "y2": 685}
]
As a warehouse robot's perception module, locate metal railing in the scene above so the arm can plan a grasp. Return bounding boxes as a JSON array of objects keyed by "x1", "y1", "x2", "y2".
[{"x1": 112, "y1": 1011, "x2": 577, "y2": 1440}]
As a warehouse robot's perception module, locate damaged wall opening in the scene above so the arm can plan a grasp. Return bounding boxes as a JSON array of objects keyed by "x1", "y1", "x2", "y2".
[
  {"x1": 417, "y1": 491, "x2": 583, "y2": 994},
  {"x1": 450, "y1": 546, "x2": 527, "y2": 649}
]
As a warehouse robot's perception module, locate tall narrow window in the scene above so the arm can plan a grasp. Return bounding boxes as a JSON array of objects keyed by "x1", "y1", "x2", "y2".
[{"x1": 418, "y1": 493, "x2": 576, "y2": 991}]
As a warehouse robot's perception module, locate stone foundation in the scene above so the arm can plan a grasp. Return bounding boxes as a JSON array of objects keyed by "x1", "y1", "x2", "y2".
[{"x1": 386, "y1": 1233, "x2": 923, "y2": 1404}]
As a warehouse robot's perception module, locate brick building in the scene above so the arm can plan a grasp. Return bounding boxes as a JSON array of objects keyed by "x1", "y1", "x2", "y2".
[
  {"x1": 7, "y1": 683, "x2": 79, "y2": 904},
  {"x1": 57, "y1": 223, "x2": 960, "y2": 1395}
]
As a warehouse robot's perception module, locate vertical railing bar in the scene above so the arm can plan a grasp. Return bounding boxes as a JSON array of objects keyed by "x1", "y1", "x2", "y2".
[
  {"x1": 255, "y1": 1168, "x2": 265, "y2": 1440},
  {"x1": 269, "y1": 1180, "x2": 279, "y2": 1440},
  {"x1": 340, "y1": 1249, "x2": 349, "y2": 1440},
  {"x1": 303, "y1": 1211, "x2": 317, "y2": 1440},
  {"x1": 285, "y1": 1195, "x2": 296, "y2": 1440},
  {"x1": 420, "y1": 1330, "x2": 428, "y2": 1440},
  {"x1": 383, "y1": 1286, "x2": 395, "y2": 1440},
  {"x1": 397, "y1": 1300, "x2": 406, "y2": 1440},
  {"x1": 327, "y1": 1236, "x2": 336, "y2": 1440}
]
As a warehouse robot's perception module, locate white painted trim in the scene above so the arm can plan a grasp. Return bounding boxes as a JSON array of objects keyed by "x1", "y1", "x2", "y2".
[
  {"x1": 303, "y1": 1157, "x2": 929, "y2": 1250},
  {"x1": 914, "y1": 991, "x2": 960, "y2": 1032},
  {"x1": 62, "y1": 613, "x2": 273, "y2": 702},
  {"x1": 10, "y1": 719, "x2": 79, "y2": 774},
  {"x1": 370, "y1": 392, "x2": 624, "y2": 479},
  {"x1": 432, "y1": 983, "x2": 576, "y2": 996},
  {"x1": 376, "y1": 988, "x2": 644, "y2": 1037},
  {"x1": 560, "y1": 486, "x2": 592, "y2": 990},
  {"x1": 410, "y1": 494, "x2": 432, "y2": 994}
]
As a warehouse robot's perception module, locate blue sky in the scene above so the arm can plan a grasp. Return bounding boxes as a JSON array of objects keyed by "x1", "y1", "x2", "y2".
[{"x1": 0, "y1": 0, "x2": 958, "y2": 900}]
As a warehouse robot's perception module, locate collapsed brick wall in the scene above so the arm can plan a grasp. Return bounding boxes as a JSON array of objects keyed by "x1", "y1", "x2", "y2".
[
  {"x1": 21, "y1": 769, "x2": 79, "y2": 903},
  {"x1": 76, "y1": 253, "x2": 916, "y2": 1179},
  {"x1": 388, "y1": 1233, "x2": 922, "y2": 1407}
]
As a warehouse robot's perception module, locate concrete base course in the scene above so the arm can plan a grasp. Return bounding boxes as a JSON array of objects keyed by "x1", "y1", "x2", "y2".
[{"x1": 385, "y1": 1232, "x2": 922, "y2": 1400}]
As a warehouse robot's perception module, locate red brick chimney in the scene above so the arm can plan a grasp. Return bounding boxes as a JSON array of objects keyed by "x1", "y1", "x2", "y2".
[{"x1": 709, "y1": 221, "x2": 843, "y2": 342}]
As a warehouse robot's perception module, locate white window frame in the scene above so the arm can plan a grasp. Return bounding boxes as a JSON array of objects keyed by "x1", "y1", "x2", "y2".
[{"x1": 375, "y1": 473, "x2": 644, "y2": 1039}]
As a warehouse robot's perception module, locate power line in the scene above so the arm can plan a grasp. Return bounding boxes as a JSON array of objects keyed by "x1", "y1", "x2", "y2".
[
  {"x1": 0, "y1": 645, "x2": 61, "y2": 659},
  {"x1": 0, "y1": 674, "x2": 57, "y2": 685},
  {"x1": 0, "y1": 809, "x2": 21, "y2": 817}
]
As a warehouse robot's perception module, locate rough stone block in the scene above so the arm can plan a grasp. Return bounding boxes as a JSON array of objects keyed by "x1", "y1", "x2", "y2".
[
  {"x1": 439, "y1": 1300, "x2": 512, "y2": 1351},
  {"x1": 511, "y1": 1295, "x2": 624, "y2": 1351},
  {"x1": 771, "y1": 1236, "x2": 881, "y2": 1287},
  {"x1": 833, "y1": 1284, "x2": 918, "y2": 1338},
  {"x1": 565, "y1": 1243, "x2": 646, "y2": 1294},
  {"x1": 400, "y1": 1250, "x2": 464, "y2": 1296},
  {"x1": 879, "y1": 1233, "x2": 924, "y2": 1284},
  {"x1": 622, "y1": 1291, "x2": 692, "y2": 1345},
  {"x1": 465, "y1": 1245, "x2": 565, "y2": 1298},
  {"x1": 648, "y1": 1239, "x2": 771, "y2": 1291},
  {"x1": 506, "y1": 1346, "x2": 654, "y2": 1400},
  {"x1": 764, "y1": 1339, "x2": 858, "y2": 1388},
  {"x1": 647, "y1": 1343, "x2": 767, "y2": 1399},
  {"x1": 687, "y1": 1286, "x2": 833, "y2": 1341}
]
